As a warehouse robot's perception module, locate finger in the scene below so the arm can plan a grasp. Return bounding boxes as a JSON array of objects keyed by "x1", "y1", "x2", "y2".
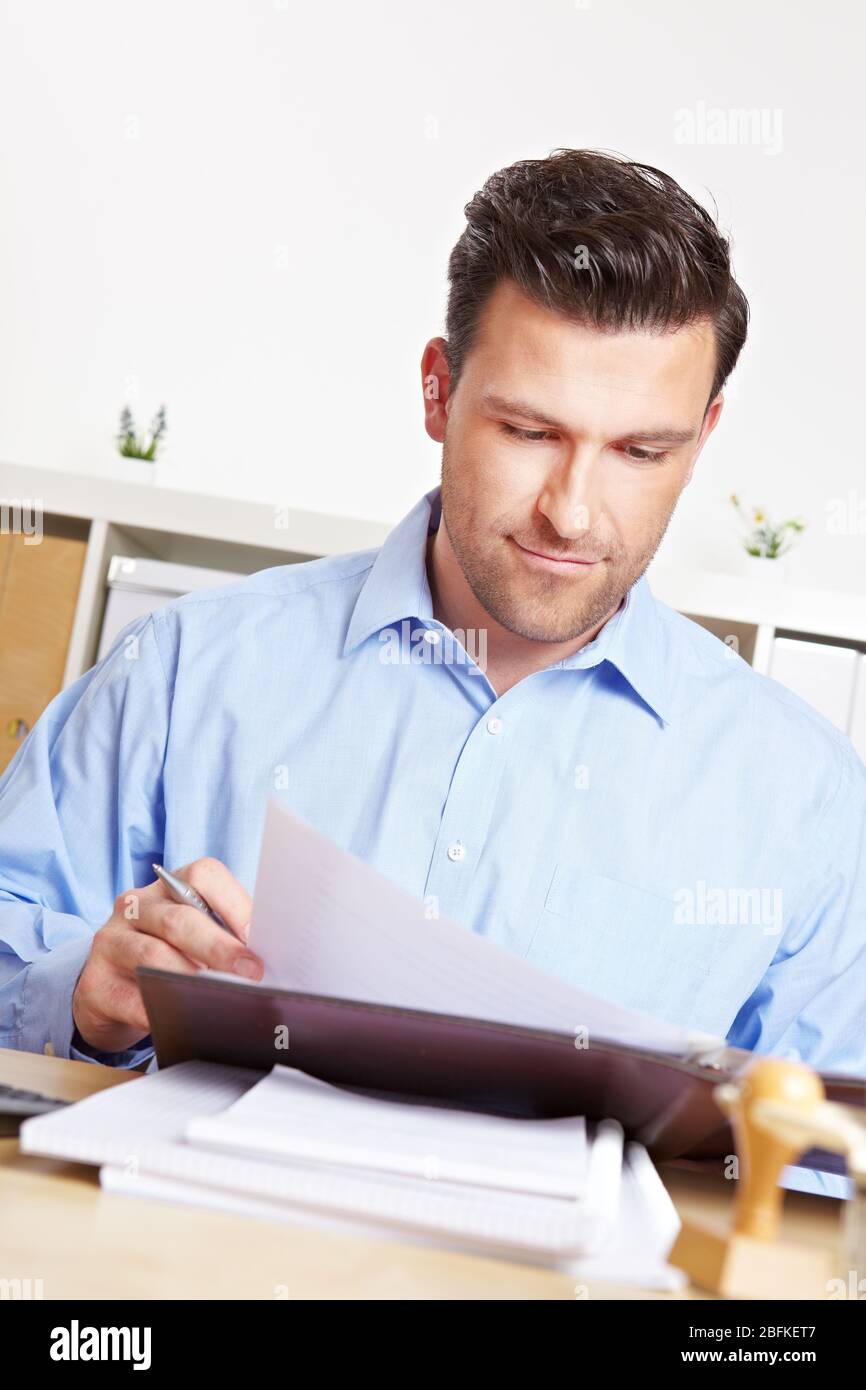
[
  {"x1": 84, "y1": 931, "x2": 203, "y2": 1039},
  {"x1": 134, "y1": 899, "x2": 263, "y2": 978},
  {"x1": 171, "y1": 857, "x2": 253, "y2": 940},
  {"x1": 100, "y1": 921, "x2": 204, "y2": 979},
  {"x1": 111, "y1": 878, "x2": 174, "y2": 927}
]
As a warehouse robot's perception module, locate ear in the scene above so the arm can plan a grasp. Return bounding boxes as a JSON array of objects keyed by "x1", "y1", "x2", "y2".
[
  {"x1": 683, "y1": 393, "x2": 725, "y2": 486},
  {"x1": 421, "y1": 337, "x2": 451, "y2": 443}
]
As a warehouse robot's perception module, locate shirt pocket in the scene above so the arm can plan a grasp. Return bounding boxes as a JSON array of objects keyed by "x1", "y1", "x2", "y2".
[{"x1": 525, "y1": 864, "x2": 717, "y2": 1030}]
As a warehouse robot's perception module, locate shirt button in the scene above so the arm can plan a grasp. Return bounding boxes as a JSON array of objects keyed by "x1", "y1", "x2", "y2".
[
  {"x1": 486, "y1": 716, "x2": 503, "y2": 735},
  {"x1": 447, "y1": 841, "x2": 465, "y2": 862},
  {"x1": 43, "y1": 1041, "x2": 55, "y2": 1056},
  {"x1": 423, "y1": 629, "x2": 440, "y2": 644}
]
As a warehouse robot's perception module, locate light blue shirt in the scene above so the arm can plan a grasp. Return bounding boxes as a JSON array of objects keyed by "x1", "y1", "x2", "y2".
[{"x1": 2, "y1": 487, "x2": 864, "y2": 1198}]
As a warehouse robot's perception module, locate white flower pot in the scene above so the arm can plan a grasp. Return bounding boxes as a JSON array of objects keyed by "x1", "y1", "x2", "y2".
[
  {"x1": 114, "y1": 455, "x2": 164, "y2": 486},
  {"x1": 738, "y1": 552, "x2": 789, "y2": 583}
]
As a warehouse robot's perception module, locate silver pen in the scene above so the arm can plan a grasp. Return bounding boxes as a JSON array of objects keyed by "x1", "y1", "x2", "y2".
[{"x1": 152, "y1": 863, "x2": 237, "y2": 937}]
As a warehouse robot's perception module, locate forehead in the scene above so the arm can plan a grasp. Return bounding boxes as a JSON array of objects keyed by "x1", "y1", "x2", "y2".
[{"x1": 463, "y1": 280, "x2": 717, "y2": 425}]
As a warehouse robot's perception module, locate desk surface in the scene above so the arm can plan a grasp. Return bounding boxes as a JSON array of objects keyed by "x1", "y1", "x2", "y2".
[{"x1": 0, "y1": 1050, "x2": 841, "y2": 1301}]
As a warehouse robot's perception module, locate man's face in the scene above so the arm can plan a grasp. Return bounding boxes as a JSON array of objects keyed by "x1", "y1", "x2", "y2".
[{"x1": 425, "y1": 280, "x2": 722, "y2": 643}]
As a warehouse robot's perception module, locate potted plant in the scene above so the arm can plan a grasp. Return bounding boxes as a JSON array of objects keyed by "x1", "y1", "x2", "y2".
[
  {"x1": 730, "y1": 494, "x2": 805, "y2": 581},
  {"x1": 115, "y1": 404, "x2": 167, "y2": 484}
]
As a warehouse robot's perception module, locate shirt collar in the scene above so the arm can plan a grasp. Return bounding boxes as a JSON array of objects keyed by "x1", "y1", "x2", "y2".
[
  {"x1": 343, "y1": 486, "x2": 675, "y2": 725},
  {"x1": 557, "y1": 566, "x2": 675, "y2": 725},
  {"x1": 343, "y1": 487, "x2": 440, "y2": 653}
]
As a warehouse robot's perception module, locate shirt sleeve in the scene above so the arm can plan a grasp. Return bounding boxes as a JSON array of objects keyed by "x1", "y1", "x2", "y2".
[
  {"x1": 727, "y1": 739, "x2": 866, "y2": 1200},
  {"x1": 0, "y1": 612, "x2": 172, "y2": 1067}
]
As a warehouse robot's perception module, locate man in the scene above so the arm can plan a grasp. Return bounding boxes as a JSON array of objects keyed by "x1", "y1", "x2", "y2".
[{"x1": 1, "y1": 151, "x2": 863, "y2": 1198}]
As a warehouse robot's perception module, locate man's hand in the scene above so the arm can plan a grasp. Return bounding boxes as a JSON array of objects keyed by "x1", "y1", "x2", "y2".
[{"x1": 72, "y1": 857, "x2": 264, "y2": 1054}]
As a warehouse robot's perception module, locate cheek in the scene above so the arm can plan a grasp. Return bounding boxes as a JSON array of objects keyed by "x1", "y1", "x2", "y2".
[
  {"x1": 473, "y1": 431, "x2": 554, "y2": 508},
  {"x1": 450, "y1": 427, "x2": 529, "y2": 505},
  {"x1": 597, "y1": 469, "x2": 684, "y2": 548},
  {"x1": 603, "y1": 465, "x2": 684, "y2": 517}
]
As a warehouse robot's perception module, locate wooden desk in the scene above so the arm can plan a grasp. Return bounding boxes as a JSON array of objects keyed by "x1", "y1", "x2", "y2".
[{"x1": 0, "y1": 1050, "x2": 842, "y2": 1301}]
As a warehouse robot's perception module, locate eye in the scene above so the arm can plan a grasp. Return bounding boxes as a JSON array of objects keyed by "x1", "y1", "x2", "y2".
[
  {"x1": 617, "y1": 444, "x2": 670, "y2": 465},
  {"x1": 498, "y1": 422, "x2": 558, "y2": 443}
]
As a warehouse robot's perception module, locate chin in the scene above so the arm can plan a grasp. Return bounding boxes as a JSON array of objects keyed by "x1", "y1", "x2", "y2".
[{"x1": 495, "y1": 604, "x2": 600, "y2": 645}]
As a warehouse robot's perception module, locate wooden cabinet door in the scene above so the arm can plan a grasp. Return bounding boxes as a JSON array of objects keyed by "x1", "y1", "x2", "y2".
[{"x1": 0, "y1": 530, "x2": 88, "y2": 774}]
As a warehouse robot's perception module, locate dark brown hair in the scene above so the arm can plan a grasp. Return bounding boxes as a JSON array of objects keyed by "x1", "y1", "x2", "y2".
[{"x1": 445, "y1": 149, "x2": 749, "y2": 405}]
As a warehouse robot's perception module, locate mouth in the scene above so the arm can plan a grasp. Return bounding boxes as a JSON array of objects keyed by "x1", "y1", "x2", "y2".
[{"x1": 510, "y1": 537, "x2": 604, "y2": 572}]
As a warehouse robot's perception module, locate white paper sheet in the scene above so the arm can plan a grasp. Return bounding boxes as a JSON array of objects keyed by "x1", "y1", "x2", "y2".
[
  {"x1": 187, "y1": 1062, "x2": 588, "y2": 1199},
  {"x1": 247, "y1": 797, "x2": 712, "y2": 1055}
]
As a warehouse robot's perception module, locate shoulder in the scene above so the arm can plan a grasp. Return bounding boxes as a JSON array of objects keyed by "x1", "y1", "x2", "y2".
[
  {"x1": 651, "y1": 594, "x2": 865, "y2": 794},
  {"x1": 166, "y1": 546, "x2": 378, "y2": 609},
  {"x1": 148, "y1": 546, "x2": 378, "y2": 643}
]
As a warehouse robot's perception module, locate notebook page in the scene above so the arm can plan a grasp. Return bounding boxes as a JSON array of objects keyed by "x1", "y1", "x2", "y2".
[
  {"x1": 98, "y1": 1151, "x2": 619, "y2": 1266},
  {"x1": 19, "y1": 1060, "x2": 259, "y2": 1157},
  {"x1": 187, "y1": 1063, "x2": 588, "y2": 1199},
  {"x1": 248, "y1": 798, "x2": 712, "y2": 1055}
]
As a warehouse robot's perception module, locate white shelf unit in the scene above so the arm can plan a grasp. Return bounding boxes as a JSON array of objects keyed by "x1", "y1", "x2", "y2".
[
  {"x1": 648, "y1": 565, "x2": 866, "y2": 671},
  {"x1": 0, "y1": 462, "x2": 389, "y2": 684},
  {"x1": 2, "y1": 462, "x2": 865, "y2": 754}
]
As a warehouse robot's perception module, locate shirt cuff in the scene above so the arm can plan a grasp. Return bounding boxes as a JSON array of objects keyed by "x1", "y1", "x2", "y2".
[
  {"x1": 70, "y1": 1031, "x2": 155, "y2": 1069},
  {"x1": 21, "y1": 933, "x2": 154, "y2": 1069}
]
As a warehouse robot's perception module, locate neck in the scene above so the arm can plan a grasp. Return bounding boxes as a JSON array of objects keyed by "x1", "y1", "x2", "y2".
[{"x1": 426, "y1": 525, "x2": 621, "y2": 697}]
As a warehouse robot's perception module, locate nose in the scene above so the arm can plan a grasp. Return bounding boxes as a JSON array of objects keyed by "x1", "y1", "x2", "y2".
[{"x1": 536, "y1": 452, "x2": 604, "y2": 541}]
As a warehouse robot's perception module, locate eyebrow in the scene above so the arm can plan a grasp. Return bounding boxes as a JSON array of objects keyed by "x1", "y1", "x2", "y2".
[{"x1": 480, "y1": 392, "x2": 698, "y2": 445}]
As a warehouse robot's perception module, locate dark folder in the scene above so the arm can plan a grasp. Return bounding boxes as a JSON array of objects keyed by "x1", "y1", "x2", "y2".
[{"x1": 138, "y1": 965, "x2": 864, "y2": 1179}]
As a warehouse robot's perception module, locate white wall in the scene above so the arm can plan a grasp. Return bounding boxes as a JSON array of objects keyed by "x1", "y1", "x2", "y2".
[{"x1": 1, "y1": 0, "x2": 864, "y2": 590}]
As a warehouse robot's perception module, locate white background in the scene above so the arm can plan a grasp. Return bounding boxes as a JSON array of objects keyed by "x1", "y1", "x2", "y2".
[{"x1": 1, "y1": 0, "x2": 863, "y2": 589}]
